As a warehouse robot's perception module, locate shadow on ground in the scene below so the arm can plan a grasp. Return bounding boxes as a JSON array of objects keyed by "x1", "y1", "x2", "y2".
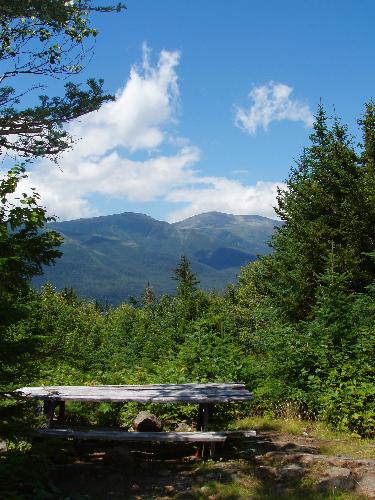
[{"x1": 0, "y1": 433, "x2": 369, "y2": 499}]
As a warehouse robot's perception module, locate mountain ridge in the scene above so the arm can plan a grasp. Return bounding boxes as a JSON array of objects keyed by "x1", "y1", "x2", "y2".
[{"x1": 35, "y1": 211, "x2": 281, "y2": 304}]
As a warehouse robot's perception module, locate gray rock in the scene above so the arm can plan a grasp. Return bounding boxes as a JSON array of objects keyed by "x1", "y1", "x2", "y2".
[
  {"x1": 356, "y1": 472, "x2": 375, "y2": 497},
  {"x1": 258, "y1": 465, "x2": 280, "y2": 480},
  {"x1": 279, "y1": 464, "x2": 305, "y2": 480},
  {"x1": 133, "y1": 411, "x2": 162, "y2": 432},
  {"x1": 0, "y1": 440, "x2": 7, "y2": 453},
  {"x1": 315, "y1": 466, "x2": 356, "y2": 492},
  {"x1": 298, "y1": 454, "x2": 317, "y2": 465}
]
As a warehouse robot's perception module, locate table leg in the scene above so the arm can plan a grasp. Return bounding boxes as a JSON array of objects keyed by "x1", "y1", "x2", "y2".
[
  {"x1": 197, "y1": 403, "x2": 215, "y2": 458},
  {"x1": 57, "y1": 401, "x2": 66, "y2": 424},
  {"x1": 43, "y1": 400, "x2": 57, "y2": 428}
]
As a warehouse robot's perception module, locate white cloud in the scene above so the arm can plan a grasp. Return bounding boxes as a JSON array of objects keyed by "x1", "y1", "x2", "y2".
[
  {"x1": 234, "y1": 81, "x2": 314, "y2": 135},
  {"x1": 23, "y1": 44, "x2": 183, "y2": 219},
  {"x1": 18, "y1": 47, "x2": 283, "y2": 222},
  {"x1": 25, "y1": 146, "x2": 200, "y2": 220},
  {"x1": 68, "y1": 42, "x2": 180, "y2": 156},
  {"x1": 166, "y1": 178, "x2": 284, "y2": 222}
]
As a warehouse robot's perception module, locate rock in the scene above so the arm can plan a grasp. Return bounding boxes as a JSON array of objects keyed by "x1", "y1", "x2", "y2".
[
  {"x1": 103, "y1": 445, "x2": 134, "y2": 467},
  {"x1": 0, "y1": 440, "x2": 7, "y2": 453},
  {"x1": 258, "y1": 465, "x2": 280, "y2": 480},
  {"x1": 315, "y1": 466, "x2": 356, "y2": 492},
  {"x1": 356, "y1": 472, "x2": 375, "y2": 497},
  {"x1": 279, "y1": 464, "x2": 305, "y2": 480},
  {"x1": 175, "y1": 420, "x2": 192, "y2": 432},
  {"x1": 133, "y1": 411, "x2": 162, "y2": 432},
  {"x1": 298, "y1": 454, "x2": 317, "y2": 465}
]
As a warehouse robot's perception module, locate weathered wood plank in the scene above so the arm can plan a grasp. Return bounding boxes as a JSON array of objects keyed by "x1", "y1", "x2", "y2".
[
  {"x1": 14, "y1": 383, "x2": 253, "y2": 403},
  {"x1": 16, "y1": 394, "x2": 253, "y2": 403},
  {"x1": 28, "y1": 396, "x2": 252, "y2": 403},
  {"x1": 14, "y1": 383, "x2": 248, "y2": 395},
  {"x1": 16, "y1": 389, "x2": 251, "y2": 396},
  {"x1": 36, "y1": 429, "x2": 228, "y2": 443},
  {"x1": 27, "y1": 383, "x2": 246, "y2": 390}
]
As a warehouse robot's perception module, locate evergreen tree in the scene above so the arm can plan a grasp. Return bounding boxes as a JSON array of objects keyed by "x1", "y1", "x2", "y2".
[
  {"x1": 249, "y1": 103, "x2": 375, "y2": 321},
  {"x1": 172, "y1": 255, "x2": 200, "y2": 299},
  {"x1": 0, "y1": 165, "x2": 62, "y2": 394}
]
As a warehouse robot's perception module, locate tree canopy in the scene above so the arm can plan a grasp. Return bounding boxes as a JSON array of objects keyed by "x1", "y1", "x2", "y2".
[
  {"x1": 247, "y1": 102, "x2": 375, "y2": 321},
  {"x1": 0, "y1": 0, "x2": 125, "y2": 160}
]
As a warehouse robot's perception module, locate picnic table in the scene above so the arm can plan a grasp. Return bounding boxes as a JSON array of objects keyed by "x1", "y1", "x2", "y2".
[{"x1": 13, "y1": 383, "x2": 254, "y2": 457}]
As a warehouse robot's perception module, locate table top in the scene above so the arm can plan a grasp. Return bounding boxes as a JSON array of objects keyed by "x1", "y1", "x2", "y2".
[{"x1": 14, "y1": 383, "x2": 253, "y2": 404}]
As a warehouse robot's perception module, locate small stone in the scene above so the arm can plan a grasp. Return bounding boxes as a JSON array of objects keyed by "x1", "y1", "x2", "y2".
[{"x1": 164, "y1": 485, "x2": 175, "y2": 492}]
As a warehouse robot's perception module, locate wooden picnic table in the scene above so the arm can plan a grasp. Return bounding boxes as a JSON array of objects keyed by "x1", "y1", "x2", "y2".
[{"x1": 13, "y1": 383, "x2": 254, "y2": 457}]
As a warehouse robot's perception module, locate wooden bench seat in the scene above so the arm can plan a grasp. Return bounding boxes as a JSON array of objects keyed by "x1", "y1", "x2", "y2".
[
  {"x1": 36, "y1": 429, "x2": 228, "y2": 443},
  {"x1": 35, "y1": 429, "x2": 256, "y2": 443}
]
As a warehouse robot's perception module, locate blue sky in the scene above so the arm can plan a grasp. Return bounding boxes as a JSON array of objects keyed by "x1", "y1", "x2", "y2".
[{"x1": 24, "y1": 0, "x2": 375, "y2": 222}]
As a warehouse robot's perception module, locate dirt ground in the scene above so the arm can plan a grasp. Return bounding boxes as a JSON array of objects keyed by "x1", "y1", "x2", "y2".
[{"x1": 11, "y1": 430, "x2": 372, "y2": 499}]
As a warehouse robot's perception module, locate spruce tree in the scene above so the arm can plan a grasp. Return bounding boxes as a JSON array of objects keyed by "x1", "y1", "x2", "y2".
[
  {"x1": 249, "y1": 103, "x2": 375, "y2": 321},
  {"x1": 173, "y1": 255, "x2": 200, "y2": 299}
]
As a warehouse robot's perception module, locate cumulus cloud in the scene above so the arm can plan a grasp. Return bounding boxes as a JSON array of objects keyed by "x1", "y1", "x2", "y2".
[
  {"x1": 23, "y1": 44, "x2": 182, "y2": 219},
  {"x1": 25, "y1": 146, "x2": 200, "y2": 220},
  {"x1": 234, "y1": 81, "x2": 314, "y2": 135},
  {"x1": 18, "y1": 47, "x2": 283, "y2": 222},
  {"x1": 69, "y1": 42, "x2": 180, "y2": 155},
  {"x1": 166, "y1": 178, "x2": 283, "y2": 222}
]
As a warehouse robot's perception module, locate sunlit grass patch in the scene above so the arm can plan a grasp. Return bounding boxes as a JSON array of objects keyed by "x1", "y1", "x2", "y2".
[
  {"x1": 229, "y1": 415, "x2": 309, "y2": 435},
  {"x1": 229, "y1": 416, "x2": 375, "y2": 459},
  {"x1": 318, "y1": 439, "x2": 375, "y2": 459}
]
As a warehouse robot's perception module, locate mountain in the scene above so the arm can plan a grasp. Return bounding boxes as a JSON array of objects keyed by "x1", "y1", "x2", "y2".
[{"x1": 34, "y1": 211, "x2": 281, "y2": 304}]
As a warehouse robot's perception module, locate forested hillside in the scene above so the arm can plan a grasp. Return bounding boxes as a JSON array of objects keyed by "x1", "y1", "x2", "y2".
[{"x1": 34, "y1": 211, "x2": 280, "y2": 304}]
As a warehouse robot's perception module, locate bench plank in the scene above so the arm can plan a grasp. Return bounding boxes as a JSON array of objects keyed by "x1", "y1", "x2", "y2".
[{"x1": 36, "y1": 429, "x2": 229, "y2": 443}]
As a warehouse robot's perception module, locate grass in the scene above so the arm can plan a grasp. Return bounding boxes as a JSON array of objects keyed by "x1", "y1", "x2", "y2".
[{"x1": 229, "y1": 416, "x2": 375, "y2": 459}]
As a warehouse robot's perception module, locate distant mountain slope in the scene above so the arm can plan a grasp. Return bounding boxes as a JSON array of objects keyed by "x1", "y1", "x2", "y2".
[{"x1": 34, "y1": 211, "x2": 281, "y2": 304}]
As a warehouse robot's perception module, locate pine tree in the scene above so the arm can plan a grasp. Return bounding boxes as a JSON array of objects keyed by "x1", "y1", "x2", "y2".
[
  {"x1": 247, "y1": 103, "x2": 375, "y2": 321},
  {"x1": 172, "y1": 255, "x2": 200, "y2": 299}
]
